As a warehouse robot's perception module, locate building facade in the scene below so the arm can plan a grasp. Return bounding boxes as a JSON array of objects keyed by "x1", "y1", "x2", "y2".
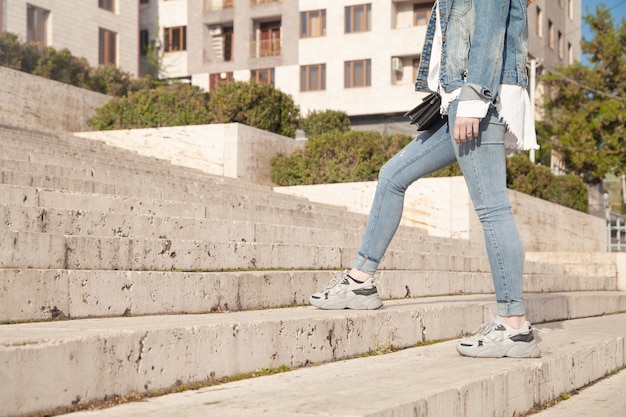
[
  {"x1": 143, "y1": 0, "x2": 581, "y2": 134},
  {"x1": 1, "y1": 0, "x2": 140, "y2": 77},
  {"x1": 0, "y1": 1, "x2": 581, "y2": 134}
]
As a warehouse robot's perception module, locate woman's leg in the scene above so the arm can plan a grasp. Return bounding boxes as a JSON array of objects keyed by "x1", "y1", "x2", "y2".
[
  {"x1": 447, "y1": 100, "x2": 526, "y2": 319},
  {"x1": 353, "y1": 117, "x2": 458, "y2": 275},
  {"x1": 310, "y1": 117, "x2": 459, "y2": 309}
]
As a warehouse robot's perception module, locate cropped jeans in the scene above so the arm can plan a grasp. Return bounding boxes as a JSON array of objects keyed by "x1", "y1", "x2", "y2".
[{"x1": 353, "y1": 100, "x2": 525, "y2": 317}]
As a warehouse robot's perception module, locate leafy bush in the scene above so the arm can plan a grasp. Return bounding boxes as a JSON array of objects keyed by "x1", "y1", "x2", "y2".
[
  {"x1": 0, "y1": 31, "x2": 150, "y2": 97},
  {"x1": 271, "y1": 130, "x2": 413, "y2": 185},
  {"x1": 506, "y1": 155, "x2": 588, "y2": 212},
  {"x1": 89, "y1": 83, "x2": 212, "y2": 130},
  {"x1": 209, "y1": 81, "x2": 299, "y2": 138},
  {"x1": 300, "y1": 109, "x2": 351, "y2": 138}
]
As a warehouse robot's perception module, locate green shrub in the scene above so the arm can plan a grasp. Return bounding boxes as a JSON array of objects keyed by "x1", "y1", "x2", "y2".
[
  {"x1": 506, "y1": 154, "x2": 588, "y2": 212},
  {"x1": 271, "y1": 130, "x2": 413, "y2": 185},
  {"x1": 0, "y1": 31, "x2": 153, "y2": 97},
  {"x1": 300, "y1": 109, "x2": 351, "y2": 138},
  {"x1": 208, "y1": 81, "x2": 299, "y2": 138},
  {"x1": 89, "y1": 83, "x2": 212, "y2": 130}
]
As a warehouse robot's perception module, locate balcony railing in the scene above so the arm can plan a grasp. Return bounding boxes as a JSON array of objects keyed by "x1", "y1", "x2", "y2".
[
  {"x1": 250, "y1": 0, "x2": 281, "y2": 4},
  {"x1": 250, "y1": 38, "x2": 281, "y2": 58},
  {"x1": 607, "y1": 212, "x2": 626, "y2": 252},
  {"x1": 204, "y1": 0, "x2": 234, "y2": 11}
]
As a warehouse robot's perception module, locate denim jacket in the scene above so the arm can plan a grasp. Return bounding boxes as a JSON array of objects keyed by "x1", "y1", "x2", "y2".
[{"x1": 415, "y1": 0, "x2": 529, "y2": 103}]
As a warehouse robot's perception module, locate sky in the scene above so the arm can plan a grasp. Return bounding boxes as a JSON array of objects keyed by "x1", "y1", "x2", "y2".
[{"x1": 581, "y1": 0, "x2": 626, "y2": 41}]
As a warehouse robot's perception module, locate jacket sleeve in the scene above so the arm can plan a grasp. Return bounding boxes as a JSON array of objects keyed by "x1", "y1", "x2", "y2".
[{"x1": 458, "y1": 0, "x2": 510, "y2": 102}]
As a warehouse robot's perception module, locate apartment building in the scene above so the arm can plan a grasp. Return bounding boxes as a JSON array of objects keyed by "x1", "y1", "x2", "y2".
[
  {"x1": 0, "y1": 0, "x2": 140, "y2": 77},
  {"x1": 0, "y1": 1, "x2": 580, "y2": 134},
  {"x1": 142, "y1": 0, "x2": 580, "y2": 134},
  {"x1": 528, "y1": 0, "x2": 581, "y2": 70}
]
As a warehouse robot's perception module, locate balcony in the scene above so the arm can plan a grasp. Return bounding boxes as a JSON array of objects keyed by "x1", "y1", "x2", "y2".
[
  {"x1": 204, "y1": 0, "x2": 234, "y2": 11},
  {"x1": 250, "y1": 38, "x2": 281, "y2": 58},
  {"x1": 250, "y1": 0, "x2": 281, "y2": 4}
]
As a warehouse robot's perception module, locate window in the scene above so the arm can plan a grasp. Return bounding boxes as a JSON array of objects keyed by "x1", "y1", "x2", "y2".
[
  {"x1": 345, "y1": 4, "x2": 371, "y2": 33},
  {"x1": 414, "y1": 3, "x2": 431, "y2": 26},
  {"x1": 251, "y1": 68, "x2": 275, "y2": 85},
  {"x1": 99, "y1": 28, "x2": 117, "y2": 65},
  {"x1": 548, "y1": 19, "x2": 554, "y2": 49},
  {"x1": 209, "y1": 72, "x2": 233, "y2": 91},
  {"x1": 412, "y1": 57, "x2": 420, "y2": 81},
  {"x1": 536, "y1": 6, "x2": 542, "y2": 37},
  {"x1": 257, "y1": 21, "x2": 281, "y2": 57},
  {"x1": 344, "y1": 59, "x2": 371, "y2": 88},
  {"x1": 558, "y1": 30, "x2": 563, "y2": 59},
  {"x1": 567, "y1": 42, "x2": 573, "y2": 65},
  {"x1": 27, "y1": 4, "x2": 49, "y2": 45},
  {"x1": 98, "y1": 0, "x2": 115, "y2": 12},
  {"x1": 140, "y1": 0, "x2": 149, "y2": 3},
  {"x1": 164, "y1": 26, "x2": 186, "y2": 52},
  {"x1": 223, "y1": 27, "x2": 233, "y2": 61},
  {"x1": 568, "y1": 0, "x2": 574, "y2": 19},
  {"x1": 140, "y1": 29, "x2": 149, "y2": 55},
  {"x1": 300, "y1": 64, "x2": 326, "y2": 91},
  {"x1": 301, "y1": 9, "x2": 326, "y2": 38}
]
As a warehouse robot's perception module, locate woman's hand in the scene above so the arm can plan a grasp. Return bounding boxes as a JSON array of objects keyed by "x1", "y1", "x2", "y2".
[{"x1": 453, "y1": 116, "x2": 480, "y2": 144}]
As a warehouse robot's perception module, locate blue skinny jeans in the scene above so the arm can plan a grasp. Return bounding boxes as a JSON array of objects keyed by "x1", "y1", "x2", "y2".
[{"x1": 353, "y1": 100, "x2": 525, "y2": 317}]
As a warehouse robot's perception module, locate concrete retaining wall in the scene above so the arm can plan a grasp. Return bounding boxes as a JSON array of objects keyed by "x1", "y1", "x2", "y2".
[
  {"x1": 0, "y1": 66, "x2": 110, "y2": 132},
  {"x1": 75, "y1": 124, "x2": 303, "y2": 185},
  {"x1": 274, "y1": 177, "x2": 607, "y2": 253}
]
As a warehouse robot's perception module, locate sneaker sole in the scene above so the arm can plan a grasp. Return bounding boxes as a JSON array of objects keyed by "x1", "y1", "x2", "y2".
[
  {"x1": 456, "y1": 341, "x2": 542, "y2": 358},
  {"x1": 312, "y1": 294, "x2": 383, "y2": 310}
]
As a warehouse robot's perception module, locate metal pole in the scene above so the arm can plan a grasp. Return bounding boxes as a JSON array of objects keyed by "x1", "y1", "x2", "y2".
[{"x1": 529, "y1": 58, "x2": 536, "y2": 164}]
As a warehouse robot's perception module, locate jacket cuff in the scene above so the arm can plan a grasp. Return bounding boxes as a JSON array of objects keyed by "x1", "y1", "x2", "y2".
[{"x1": 459, "y1": 82, "x2": 494, "y2": 102}]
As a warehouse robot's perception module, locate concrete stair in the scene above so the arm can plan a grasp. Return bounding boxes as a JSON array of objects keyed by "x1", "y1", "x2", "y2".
[{"x1": 0, "y1": 122, "x2": 624, "y2": 417}]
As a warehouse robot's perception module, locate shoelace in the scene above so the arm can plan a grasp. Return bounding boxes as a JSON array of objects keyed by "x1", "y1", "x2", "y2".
[
  {"x1": 470, "y1": 308, "x2": 550, "y2": 339},
  {"x1": 323, "y1": 270, "x2": 383, "y2": 294}
]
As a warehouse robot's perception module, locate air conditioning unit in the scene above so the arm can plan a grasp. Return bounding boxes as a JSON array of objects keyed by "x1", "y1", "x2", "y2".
[
  {"x1": 208, "y1": 26, "x2": 222, "y2": 36},
  {"x1": 391, "y1": 57, "x2": 403, "y2": 73}
]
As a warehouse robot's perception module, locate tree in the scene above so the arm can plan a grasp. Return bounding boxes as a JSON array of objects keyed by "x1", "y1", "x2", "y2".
[{"x1": 539, "y1": 4, "x2": 626, "y2": 184}]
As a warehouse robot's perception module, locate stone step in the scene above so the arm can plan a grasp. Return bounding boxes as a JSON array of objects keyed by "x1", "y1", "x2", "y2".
[
  {"x1": 51, "y1": 314, "x2": 626, "y2": 417},
  {"x1": 0, "y1": 203, "x2": 486, "y2": 261},
  {"x1": 0, "y1": 229, "x2": 492, "y2": 271},
  {"x1": 0, "y1": 265, "x2": 604, "y2": 317},
  {"x1": 0, "y1": 183, "x2": 379, "y2": 234},
  {"x1": 1, "y1": 227, "x2": 583, "y2": 277},
  {"x1": 1, "y1": 295, "x2": 624, "y2": 417},
  {"x1": 0, "y1": 269, "x2": 618, "y2": 324}
]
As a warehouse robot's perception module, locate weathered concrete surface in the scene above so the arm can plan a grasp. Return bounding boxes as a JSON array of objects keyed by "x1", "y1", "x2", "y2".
[
  {"x1": 52, "y1": 314, "x2": 626, "y2": 417},
  {"x1": 75, "y1": 123, "x2": 303, "y2": 185},
  {"x1": 2, "y1": 296, "x2": 625, "y2": 417},
  {"x1": 274, "y1": 178, "x2": 606, "y2": 253},
  {"x1": 1, "y1": 269, "x2": 620, "y2": 323},
  {"x1": 532, "y1": 368, "x2": 626, "y2": 417},
  {"x1": 0, "y1": 67, "x2": 110, "y2": 132}
]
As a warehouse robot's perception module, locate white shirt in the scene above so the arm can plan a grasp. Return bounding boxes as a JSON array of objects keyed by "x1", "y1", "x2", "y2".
[{"x1": 427, "y1": 2, "x2": 539, "y2": 151}]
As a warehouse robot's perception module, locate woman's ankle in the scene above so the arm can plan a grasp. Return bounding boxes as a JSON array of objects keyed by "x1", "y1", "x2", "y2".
[{"x1": 349, "y1": 268, "x2": 374, "y2": 283}]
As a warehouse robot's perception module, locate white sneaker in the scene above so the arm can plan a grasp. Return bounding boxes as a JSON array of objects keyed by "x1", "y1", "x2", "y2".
[
  {"x1": 310, "y1": 270, "x2": 383, "y2": 310},
  {"x1": 456, "y1": 315, "x2": 541, "y2": 358}
]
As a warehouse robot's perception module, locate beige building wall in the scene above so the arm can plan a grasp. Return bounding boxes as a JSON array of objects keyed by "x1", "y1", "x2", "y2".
[
  {"x1": 2, "y1": 0, "x2": 140, "y2": 77},
  {"x1": 138, "y1": 0, "x2": 582, "y2": 134}
]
